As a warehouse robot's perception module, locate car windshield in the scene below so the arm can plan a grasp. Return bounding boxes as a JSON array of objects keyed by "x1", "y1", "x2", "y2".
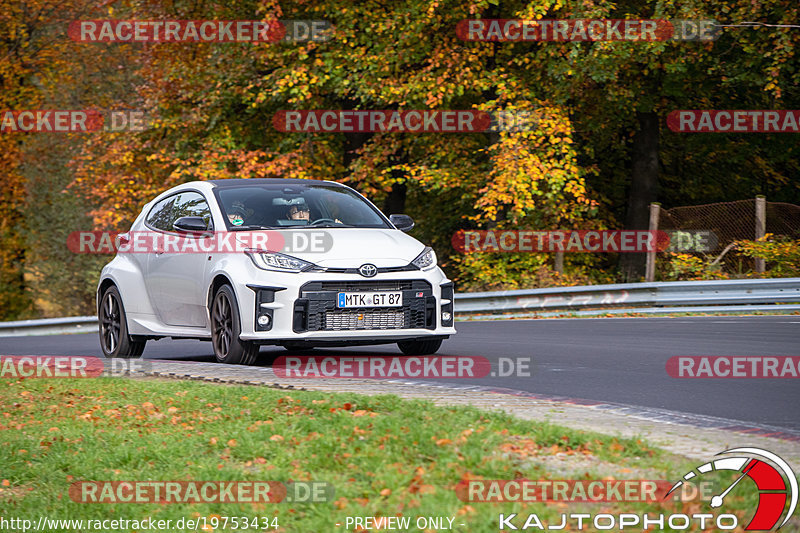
[{"x1": 214, "y1": 183, "x2": 391, "y2": 229}]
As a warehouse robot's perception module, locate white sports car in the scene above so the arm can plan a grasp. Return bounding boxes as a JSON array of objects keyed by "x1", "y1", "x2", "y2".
[{"x1": 97, "y1": 179, "x2": 456, "y2": 364}]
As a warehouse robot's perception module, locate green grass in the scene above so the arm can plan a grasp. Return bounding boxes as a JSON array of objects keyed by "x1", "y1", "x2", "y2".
[{"x1": 0, "y1": 378, "x2": 778, "y2": 532}]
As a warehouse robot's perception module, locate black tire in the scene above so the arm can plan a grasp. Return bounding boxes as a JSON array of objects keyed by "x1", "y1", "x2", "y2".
[
  {"x1": 397, "y1": 338, "x2": 442, "y2": 356},
  {"x1": 99, "y1": 285, "x2": 146, "y2": 358},
  {"x1": 211, "y1": 284, "x2": 259, "y2": 365}
]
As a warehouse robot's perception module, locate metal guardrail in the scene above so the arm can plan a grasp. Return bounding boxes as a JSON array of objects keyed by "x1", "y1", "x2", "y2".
[
  {"x1": 1, "y1": 278, "x2": 798, "y2": 337},
  {"x1": 0, "y1": 316, "x2": 99, "y2": 337},
  {"x1": 454, "y1": 278, "x2": 800, "y2": 314}
]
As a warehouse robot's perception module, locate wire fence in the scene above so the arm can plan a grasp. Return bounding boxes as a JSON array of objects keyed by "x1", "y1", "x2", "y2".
[{"x1": 656, "y1": 198, "x2": 800, "y2": 275}]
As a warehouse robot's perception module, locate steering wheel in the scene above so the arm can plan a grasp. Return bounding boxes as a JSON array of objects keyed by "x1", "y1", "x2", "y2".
[{"x1": 309, "y1": 218, "x2": 337, "y2": 226}]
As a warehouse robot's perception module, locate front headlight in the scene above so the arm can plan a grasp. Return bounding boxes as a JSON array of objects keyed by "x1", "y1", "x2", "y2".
[
  {"x1": 245, "y1": 250, "x2": 316, "y2": 272},
  {"x1": 411, "y1": 246, "x2": 437, "y2": 270}
]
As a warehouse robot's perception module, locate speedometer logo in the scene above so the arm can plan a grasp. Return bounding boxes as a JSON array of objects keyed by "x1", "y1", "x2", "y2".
[{"x1": 666, "y1": 448, "x2": 798, "y2": 530}]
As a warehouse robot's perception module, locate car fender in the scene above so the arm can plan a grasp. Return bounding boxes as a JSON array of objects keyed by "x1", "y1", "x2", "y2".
[{"x1": 98, "y1": 255, "x2": 157, "y2": 318}]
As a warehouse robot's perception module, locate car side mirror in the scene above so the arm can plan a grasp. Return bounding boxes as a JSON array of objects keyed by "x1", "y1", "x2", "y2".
[
  {"x1": 389, "y1": 214, "x2": 415, "y2": 232},
  {"x1": 173, "y1": 216, "x2": 210, "y2": 234}
]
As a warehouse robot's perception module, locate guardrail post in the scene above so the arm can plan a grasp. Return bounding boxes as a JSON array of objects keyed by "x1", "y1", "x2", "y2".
[
  {"x1": 755, "y1": 195, "x2": 766, "y2": 273},
  {"x1": 645, "y1": 202, "x2": 660, "y2": 282}
]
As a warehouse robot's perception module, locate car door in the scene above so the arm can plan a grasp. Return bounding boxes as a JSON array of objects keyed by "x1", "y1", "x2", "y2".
[{"x1": 145, "y1": 191, "x2": 212, "y2": 328}]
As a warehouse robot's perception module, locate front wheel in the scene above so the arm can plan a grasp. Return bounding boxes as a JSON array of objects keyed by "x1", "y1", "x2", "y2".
[
  {"x1": 99, "y1": 285, "x2": 146, "y2": 358},
  {"x1": 211, "y1": 285, "x2": 259, "y2": 365},
  {"x1": 397, "y1": 338, "x2": 442, "y2": 356}
]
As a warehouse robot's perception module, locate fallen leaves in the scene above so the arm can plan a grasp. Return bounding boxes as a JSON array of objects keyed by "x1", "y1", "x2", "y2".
[
  {"x1": 498, "y1": 438, "x2": 541, "y2": 457},
  {"x1": 608, "y1": 440, "x2": 626, "y2": 454},
  {"x1": 456, "y1": 428, "x2": 474, "y2": 443},
  {"x1": 408, "y1": 466, "x2": 436, "y2": 495},
  {"x1": 456, "y1": 504, "x2": 476, "y2": 515},
  {"x1": 247, "y1": 420, "x2": 273, "y2": 431}
]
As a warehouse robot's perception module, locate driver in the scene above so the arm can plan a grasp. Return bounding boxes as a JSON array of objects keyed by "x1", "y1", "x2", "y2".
[
  {"x1": 227, "y1": 201, "x2": 250, "y2": 226},
  {"x1": 287, "y1": 204, "x2": 310, "y2": 221}
]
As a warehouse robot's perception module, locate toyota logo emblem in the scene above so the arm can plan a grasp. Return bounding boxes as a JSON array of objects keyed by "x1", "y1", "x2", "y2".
[{"x1": 358, "y1": 264, "x2": 378, "y2": 277}]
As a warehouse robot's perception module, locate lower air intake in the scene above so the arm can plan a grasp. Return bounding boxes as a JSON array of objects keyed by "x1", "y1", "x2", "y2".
[{"x1": 325, "y1": 309, "x2": 404, "y2": 330}]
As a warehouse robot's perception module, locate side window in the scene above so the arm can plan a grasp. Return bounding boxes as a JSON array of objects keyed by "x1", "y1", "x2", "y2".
[
  {"x1": 145, "y1": 195, "x2": 178, "y2": 231},
  {"x1": 172, "y1": 191, "x2": 212, "y2": 229}
]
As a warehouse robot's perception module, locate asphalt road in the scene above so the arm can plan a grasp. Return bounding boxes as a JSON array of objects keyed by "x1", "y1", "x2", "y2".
[{"x1": 2, "y1": 316, "x2": 799, "y2": 430}]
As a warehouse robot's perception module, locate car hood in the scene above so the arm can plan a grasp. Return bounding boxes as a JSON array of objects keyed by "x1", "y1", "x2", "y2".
[{"x1": 238, "y1": 228, "x2": 427, "y2": 268}]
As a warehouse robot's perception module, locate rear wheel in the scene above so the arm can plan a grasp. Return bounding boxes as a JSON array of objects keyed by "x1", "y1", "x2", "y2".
[
  {"x1": 99, "y1": 285, "x2": 146, "y2": 358},
  {"x1": 397, "y1": 338, "x2": 442, "y2": 356},
  {"x1": 211, "y1": 285, "x2": 259, "y2": 365}
]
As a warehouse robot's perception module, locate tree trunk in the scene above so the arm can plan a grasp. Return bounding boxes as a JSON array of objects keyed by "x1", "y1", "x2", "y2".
[
  {"x1": 620, "y1": 111, "x2": 659, "y2": 281},
  {"x1": 342, "y1": 131, "x2": 372, "y2": 170},
  {"x1": 383, "y1": 180, "x2": 407, "y2": 214},
  {"x1": 382, "y1": 148, "x2": 408, "y2": 214}
]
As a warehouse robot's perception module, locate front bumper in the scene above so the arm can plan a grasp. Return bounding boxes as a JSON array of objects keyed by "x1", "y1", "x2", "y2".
[{"x1": 232, "y1": 266, "x2": 456, "y2": 344}]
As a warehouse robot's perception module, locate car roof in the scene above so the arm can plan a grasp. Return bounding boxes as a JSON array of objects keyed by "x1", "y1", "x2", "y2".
[{"x1": 207, "y1": 178, "x2": 342, "y2": 188}]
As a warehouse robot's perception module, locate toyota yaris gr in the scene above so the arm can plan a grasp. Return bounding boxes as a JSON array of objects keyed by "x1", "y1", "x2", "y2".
[{"x1": 97, "y1": 179, "x2": 456, "y2": 364}]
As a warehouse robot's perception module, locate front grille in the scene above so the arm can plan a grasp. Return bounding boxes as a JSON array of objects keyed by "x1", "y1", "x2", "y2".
[
  {"x1": 295, "y1": 280, "x2": 435, "y2": 332},
  {"x1": 306, "y1": 280, "x2": 423, "y2": 292},
  {"x1": 325, "y1": 310, "x2": 404, "y2": 330}
]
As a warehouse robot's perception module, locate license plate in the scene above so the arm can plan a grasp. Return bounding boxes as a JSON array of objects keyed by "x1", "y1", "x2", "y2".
[{"x1": 337, "y1": 291, "x2": 403, "y2": 308}]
